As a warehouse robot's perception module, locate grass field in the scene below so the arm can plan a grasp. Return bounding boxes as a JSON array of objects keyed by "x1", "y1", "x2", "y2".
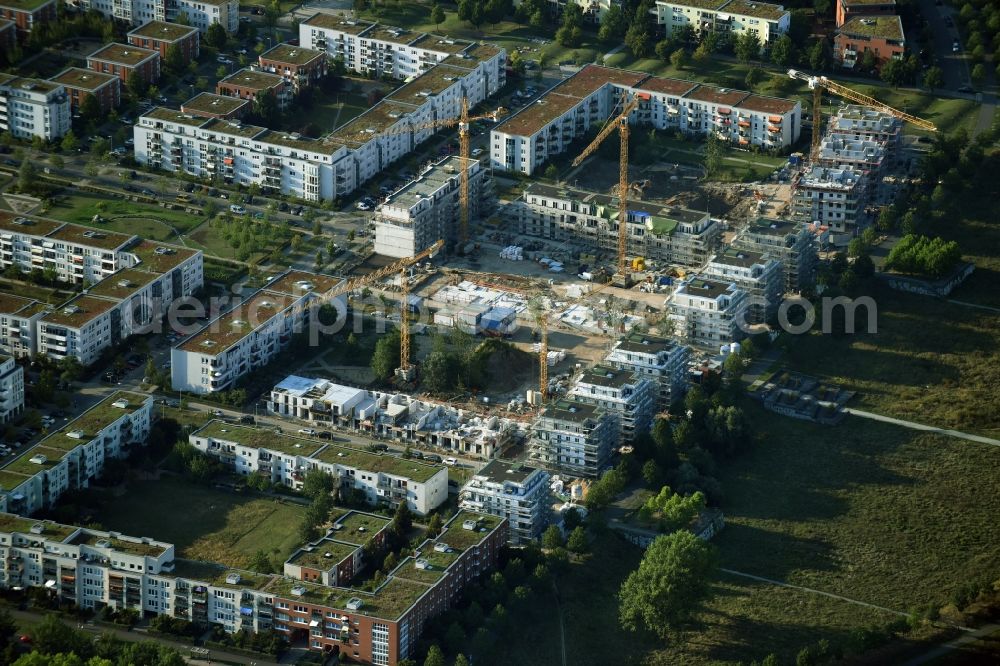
[
  {"x1": 185, "y1": 218, "x2": 285, "y2": 262},
  {"x1": 48, "y1": 193, "x2": 205, "y2": 240},
  {"x1": 282, "y1": 91, "x2": 371, "y2": 135},
  {"x1": 93, "y1": 477, "x2": 306, "y2": 569},
  {"x1": 782, "y1": 285, "x2": 1000, "y2": 437}
]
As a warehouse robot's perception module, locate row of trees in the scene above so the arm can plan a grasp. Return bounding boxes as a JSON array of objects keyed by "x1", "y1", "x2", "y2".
[{"x1": 884, "y1": 234, "x2": 963, "y2": 278}]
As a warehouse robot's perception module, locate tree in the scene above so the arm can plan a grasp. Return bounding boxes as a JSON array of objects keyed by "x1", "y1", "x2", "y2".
[
  {"x1": 770, "y1": 34, "x2": 795, "y2": 66},
  {"x1": 30, "y1": 614, "x2": 89, "y2": 656},
  {"x1": 252, "y1": 89, "x2": 280, "y2": 126},
  {"x1": 642, "y1": 459, "x2": 662, "y2": 486},
  {"x1": 542, "y1": 524, "x2": 563, "y2": 549},
  {"x1": 880, "y1": 58, "x2": 908, "y2": 86},
  {"x1": 971, "y1": 63, "x2": 986, "y2": 85},
  {"x1": 454, "y1": 655, "x2": 470, "y2": 666},
  {"x1": 599, "y1": 3, "x2": 627, "y2": 43},
  {"x1": 61, "y1": 130, "x2": 79, "y2": 153},
  {"x1": 250, "y1": 549, "x2": 274, "y2": 573},
  {"x1": 18, "y1": 159, "x2": 37, "y2": 194},
  {"x1": 703, "y1": 132, "x2": 723, "y2": 179},
  {"x1": 693, "y1": 41, "x2": 711, "y2": 64},
  {"x1": 670, "y1": 47, "x2": 690, "y2": 70},
  {"x1": 808, "y1": 39, "x2": 830, "y2": 71},
  {"x1": 165, "y1": 43, "x2": 185, "y2": 74},
  {"x1": 652, "y1": 417, "x2": 678, "y2": 469},
  {"x1": 370, "y1": 329, "x2": 402, "y2": 379},
  {"x1": 427, "y1": 513, "x2": 443, "y2": 536},
  {"x1": 734, "y1": 31, "x2": 761, "y2": 63},
  {"x1": 485, "y1": 0, "x2": 510, "y2": 26},
  {"x1": 567, "y1": 526, "x2": 588, "y2": 553},
  {"x1": 556, "y1": 1, "x2": 583, "y2": 47},
  {"x1": 544, "y1": 163, "x2": 558, "y2": 180},
  {"x1": 422, "y1": 350, "x2": 460, "y2": 393},
  {"x1": 923, "y1": 65, "x2": 944, "y2": 92},
  {"x1": 206, "y1": 22, "x2": 227, "y2": 49},
  {"x1": 619, "y1": 531, "x2": 718, "y2": 638},
  {"x1": 431, "y1": 3, "x2": 445, "y2": 29},
  {"x1": 302, "y1": 469, "x2": 334, "y2": 500},
  {"x1": 458, "y1": 0, "x2": 485, "y2": 29},
  {"x1": 859, "y1": 49, "x2": 877, "y2": 74},
  {"x1": 0, "y1": 607, "x2": 16, "y2": 645},
  {"x1": 423, "y1": 644, "x2": 446, "y2": 666},
  {"x1": 625, "y1": 22, "x2": 653, "y2": 58},
  {"x1": 216, "y1": 64, "x2": 228, "y2": 79},
  {"x1": 744, "y1": 67, "x2": 764, "y2": 90}
]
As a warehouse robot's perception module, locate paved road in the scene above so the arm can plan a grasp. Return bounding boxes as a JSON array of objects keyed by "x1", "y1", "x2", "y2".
[
  {"x1": 916, "y1": 0, "x2": 971, "y2": 90},
  {"x1": 843, "y1": 408, "x2": 1000, "y2": 447},
  {"x1": 902, "y1": 622, "x2": 1000, "y2": 665}
]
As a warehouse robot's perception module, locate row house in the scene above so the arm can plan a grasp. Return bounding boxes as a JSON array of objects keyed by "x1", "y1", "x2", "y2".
[
  {"x1": 86, "y1": 43, "x2": 161, "y2": 85},
  {"x1": 0, "y1": 392, "x2": 153, "y2": 516},
  {"x1": 515, "y1": 182, "x2": 721, "y2": 267},
  {"x1": 48, "y1": 68, "x2": 120, "y2": 114},
  {"x1": 79, "y1": 0, "x2": 238, "y2": 33},
  {"x1": 0, "y1": 355, "x2": 23, "y2": 423},
  {"x1": 374, "y1": 155, "x2": 490, "y2": 259},
  {"x1": 529, "y1": 398, "x2": 618, "y2": 478},
  {"x1": 459, "y1": 460, "x2": 550, "y2": 545},
  {"x1": 491, "y1": 64, "x2": 800, "y2": 176},
  {"x1": 667, "y1": 277, "x2": 749, "y2": 348},
  {"x1": 568, "y1": 366, "x2": 656, "y2": 444},
  {"x1": 604, "y1": 332, "x2": 690, "y2": 409},
  {"x1": 258, "y1": 43, "x2": 328, "y2": 92},
  {"x1": 733, "y1": 216, "x2": 818, "y2": 293},
  {"x1": 702, "y1": 247, "x2": 783, "y2": 323},
  {"x1": 188, "y1": 420, "x2": 449, "y2": 515},
  {"x1": 170, "y1": 271, "x2": 345, "y2": 394},
  {"x1": 0, "y1": 74, "x2": 71, "y2": 141},
  {"x1": 127, "y1": 20, "x2": 200, "y2": 60}
]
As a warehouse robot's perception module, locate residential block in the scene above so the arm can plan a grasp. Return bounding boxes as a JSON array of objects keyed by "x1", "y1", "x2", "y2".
[
  {"x1": 667, "y1": 278, "x2": 749, "y2": 348},
  {"x1": 48, "y1": 68, "x2": 121, "y2": 114},
  {"x1": 604, "y1": 332, "x2": 691, "y2": 409},
  {"x1": 459, "y1": 460, "x2": 550, "y2": 544}
]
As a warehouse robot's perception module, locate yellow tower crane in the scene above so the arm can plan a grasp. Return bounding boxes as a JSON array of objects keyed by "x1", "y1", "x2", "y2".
[
  {"x1": 395, "y1": 239, "x2": 445, "y2": 381},
  {"x1": 347, "y1": 99, "x2": 506, "y2": 247},
  {"x1": 571, "y1": 95, "x2": 641, "y2": 284},
  {"x1": 787, "y1": 69, "x2": 937, "y2": 156}
]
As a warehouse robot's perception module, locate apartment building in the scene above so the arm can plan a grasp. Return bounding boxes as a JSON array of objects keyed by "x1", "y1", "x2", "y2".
[
  {"x1": 80, "y1": 0, "x2": 238, "y2": 33},
  {"x1": 733, "y1": 216, "x2": 818, "y2": 293},
  {"x1": 179, "y1": 92, "x2": 249, "y2": 120},
  {"x1": 0, "y1": 0, "x2": 56, "y2": 36},
  {"x1": 515, "y1": 182, "x2": 720, "y2": 267},
  {"x1": 835, "y1": 15, "x2": 905, "y2": 71},
  {"x1": 529, "y1": 398, "x2": 618, "y2": 478},
  {"x1": 0, "y1": 293, "x2": 47, "y2": 358},
  {"x1": 268, "y1": 376, "x2": 515, "y2": 460},
  {"x1": 86, "y1": 43, "x2": 161, "y2": 85},
  {"x1": 702, "y1": 247, "x2": 783, "y2": 323},
  {"x1": 0, "y1": 19, "x2": 13, "y2": 51},
  {"x1": 216, "y1": 68, "x2": 292, "y2": 110},
  {"x1": 0, "y1": 392, "x2": 153, "y2": 516},
  {"x1": 284, "y1": 512, "x2": 391, "y2": 587},
  {"x1": 49, "y1": 68, "x2": 120, "y2": 114},
  {"x1": 604, "y1": 332, "x2": 690, "y2": 408},
  {"x1": 171, "y1": 271, "x2": 344, "y2": 394},
  {"x1": 816, "y1": 135, "x2": 886, "y2": 176},
  {"x1": 374, "y1": 155, "x2": 490, "y2": 258},
  {"x1": 0, "y1": 355, "x2": 23, "y2": 424},
  {"x1": 0, "y1": 74, "x2": 71, "y2": 141},
  {"x1": 459, "y1": 460, "x2": 550, "y2": 545},
  {"x1": 258, "y1": 43, "x2": 327, "y2": 91},
  {"x1": 127, "y1": 20, "x2": 200, "y2": 60},
  {"x1": 828, "y1": 104, "x2": 902, "y2": 151},
  {"x1": 134, "y1": 109, "x2": 353, "y2": 201},
  {"x1": 190, "y1": 420, "x2": 448, "y2": 515},
  {"x1": 653, "y1": 0, "x2": 791, "y2": 45},
  {"x1": 668, "y1": 278, "x2": 749, "y2": 348},
  {"x1": 792, "y1": 166, "x2": 867, "y2": 239},
  {"x1": 836, "y1": 0, "x2": 896, "y2": 26},
  {"x1": 568, "y1": 366, "x2": 656, "y2": 444},
  {"x1": 299, "y1": 15, "x2": 506, "y2": 89},
  {"x1": 491, "y1": 64, "x2": 800, "y2": 175}
]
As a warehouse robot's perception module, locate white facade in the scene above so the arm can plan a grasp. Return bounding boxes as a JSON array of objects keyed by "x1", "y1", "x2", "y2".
[
  {"x1": 189, "y1": 421, "x2": 449, "y2": 515},
  {"x1": 0, "y1": 355, "x2": 23, "y2": 424},
  {"x1": 0, "y1": 392, "x2": 153, "y2": 516},
  {"x1": 604, "y1": 333, "x2": 690, "y2": 408},
  {"x1": 0, "y1": 75, "x2": 71, "y2": 141},
  {"x1": 792, "y1": 166, "x2": 867, "y2": 239},
  {"x1": 171, "y1": 271, "x2": 345, "y2": 394},
  {"x1": 374, "y1": 155, "x2": 489, "y2": 258},
  {"x1": 734, "y1": 217, "x2": 818, "y2": 293},
  {"x1": 703, "y1": 247, "x2": 783, "y2": 323},
  {"x1": 80, "y1": 0, "x2": 238, "y2": 32},
  {"x1": 568, "y1": 366, "x2": 656, "y2": 444},
  {"x1": 491, "y1": 64, "x2": 800, "y2": 176},
  {"x1": 460, "y1": 460, "x2": 549, "y2": 545},
  {"x1": 0, "y1": 294, "x2": 47, "y2": 359},
  {"x1": 529, "y1": 398, "x2": 618, "y2": 478},
  {"x1": 668, "y1": 278, "x2": 749, "y2": 348},
  {"x1": 653, "y1": 0, "x2": 791, "y2": 45}
]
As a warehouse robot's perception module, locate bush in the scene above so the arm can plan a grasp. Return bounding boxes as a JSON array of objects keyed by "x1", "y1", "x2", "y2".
[{"x1": 884, "y1": 234, "x2": 962, "y2": 278}]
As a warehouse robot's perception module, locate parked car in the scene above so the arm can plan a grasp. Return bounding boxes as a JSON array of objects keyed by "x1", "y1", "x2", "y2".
[
  {"x1": 471, "y1": 147, "x2": 484, "y2": 157},
  {"x1": 953, "y1": 39, "x2": 960, "y2": 52},
  {"x1": 278, "y1": 201, "x2": 289, "y2": 212},
  {"x1": 213, "y1": 409, "x2": 224, "y2": 417},
  {"x1": 239, "y1": 415, "x2": 255, "y2": 424},
  {"x1": 292, "y1": 205, "x2": 304, "y2": 216},
  {"x1": 409, "y1": 450, "x2": 423, "y2": 459},
  {"x1": 356, "y1": 200, "x2": 372, "y2": 211},
  {"x1": 425, "y1": 454, "x2": 442, "y2": 463},
  {"x1": 230, "y1": 204, "x2": 246, "y2": 215},
  {"x1": 445, "y1": 457, "x2": 458, "y2": 466},
  {"x1": 318, "y1": 431, "x2": 333, "y2": 440},
  {"x1": 298, "y1": 428, "x2": 317, "y2": 436},
  {"x1": 372, "y1": 443, "x2": 390, "y2": 452}
]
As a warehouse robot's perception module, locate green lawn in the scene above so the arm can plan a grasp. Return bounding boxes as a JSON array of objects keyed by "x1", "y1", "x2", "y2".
[
  {"x1": 782, "y1": 285, "x2": 1000, "y2": 437},
  {"x1": 48, "y1": 193, "x2": 205, "y2": 240},
  {"x1": 185, "y1": 218, "x2": 287, "y2": 262},
  {"x1": 282, "y1": 91, "x2": 371, "y2": 135},
  {"x1": 92, "y1": 477, "x2": 306, "y2": 569}
]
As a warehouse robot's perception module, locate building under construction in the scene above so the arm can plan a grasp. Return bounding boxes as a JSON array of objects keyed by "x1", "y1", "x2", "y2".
[
  {"x1": 732, "y1": 217, "x2": 819, "y2": 293},
  {"x1": 513, "y1": 183, "x2": 721, "y2": 268}
]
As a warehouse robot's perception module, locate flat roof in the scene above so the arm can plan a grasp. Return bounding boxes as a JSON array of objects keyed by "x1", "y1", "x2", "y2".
[
  {"x1": 441, "y1": 42, "x2": 501, "y2": 68},
  {"x1": 365, "y1": 24, "x2": 416, "y2": 44},
  {"x1": 331, "y1": 512, "x2": 391, "y2": 546},
  {"x1": 288, "y1": 539, "x2": 358, "y2": 569},
  {"x1": 49, "y1": 67, "x2": 118, "y2": 91},
  {"x1": 178, "y1": 292, "x2": 293, "y2": 354},
  {"x1": 260, "y1": 43, "x2": 325, "y2": 66},
  {"x1": 0, "y1": 0, "x2": 55, "y2": 12},
  {"x1": 302, "y1": 14, "x2": 374, "y2": 34},
  {"x1": 0, "y1": 513, "x2": 76, "y2": 541},
  {"x1": 88, "y1": 43, "x2": 158, "y2": 67},
  {"x1": 710, "y1": 247, "x2": 766, "y2": 268},
  {"x1": 409, "y1": 33, "x2": 471, "y2": 54},
  {"x1": 142, "y1": 107, "x2": 210, "y2": 127},
  {"x1": 684, "y1": 84, "x2": 751, "y2": 107},
  {"x1": 86, "y1": 268, "x2": 159, "y2": 299},
  {"x1": 126, "y1": 239, "x2": 199, "y2": 273},
  {"x1": 43, "y1": 391, "x2": 147, "y2": 443},
  {"x1": 0, "y1": 470, "x2": 31, "y2": 493},
  {"x1": 328, "y1": 100, "x2": 418, "y2": 146},
  {"x1": 747, "y1": 216, "x2": 802, "y2": 236},
  {"x1": 128, "y1": 20, "x2": 198, "y2": 41},
  {"x1": 192, "y1": 420, "x2": 326, "y2": 458},
  {"x1": 722, "y1": 0, "x2": 789, "y2": 20},
  {"x1": 69, "y1": 530, "x2": 168, "y2": 557},
  {"x1": 386, "y1": 65, "x2": 468, "y2": 104},
  {"x1": 0, "y1": 213, "x2": 63, "y2": 236},
  {"x1": 555, "y1": 64, "x2": 648, "y2": 98},
  {"x1": 838, "y1": 15, "x2": 904, "y2": 41},
  {"x1": 495, "y1": 93, "x2": 581, "y2": 138},
  {"x1": 0, "y1": 291, "x2": 44, "y2": 317},
  {"x1": 474, "y1": 459, "x2": 538, "y2": 485},
  {"x1": 311, "y1": 443, "x2": 444, "y2": 483},
  {"x1": 524, "y1": 183, "x2": 707, "y2": 227},
  {"x1": 40, "y1": 294, "x2": 119, "y2": 328},
  {"x1": 5, "y1": 445, "x2": 71, "y2": 474},
  {"x1": 660, "y1": 0, "x2": 729, "y2": 9},
  {"x1": 614, "y1": 331, "x2": 682, "y2": 354},
  {"x1": 218, "y1": 68, "x2": 284, "y2": 91},
  {"x1": 543, "y1": 398, "x2": 603, "y2": 423},
  {"x1": 640, "y1": 75, "x2": 699, "y2": 97},
  {"x1": 47, "y1": 223, "x2": 134, "y2": 250},
  {"x1": 200, "y1": 117, "x2": 266, "y2": 139},
  {"x1": 181, "y1": 92, "x2": 249, "y2": 117},
  {"x1": 263, "y1": 270, "x2": 343, "y2": 298},
  {"x1": 678, "y1": 278, "x2": 733, "y2": 299},
  {"x1": 437, "y1": 511, "x2": 504, "y2": 552},
  {"x1": 737, "y1": 94, "x2": 797, "y2": 115},
  {"x1": 256, "y1": 128, "x2": 332, "y2": 151},
  {"x1": 576, "y1": 365, "x2": 636, "y2": 389}
]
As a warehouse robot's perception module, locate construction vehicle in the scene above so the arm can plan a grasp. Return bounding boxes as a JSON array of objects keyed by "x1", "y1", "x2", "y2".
[
  {"x1": 571, "y1": 95, "x2": 641, "y2": 286},
  {"x1": 346, "y1": 99, "x2": 506, "y2": 246},
  {"x1": 787, "y1": 69, "x2": 937, "y2": 156}
]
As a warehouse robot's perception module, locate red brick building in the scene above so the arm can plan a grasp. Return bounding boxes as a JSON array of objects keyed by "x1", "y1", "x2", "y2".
[
  {"x1": 835, "y1": 0, "x2": 896, "y2": 27},
  {"x1": 0, "y1": 0, "x2": 56, "y2": 37},
  {"x1": 127, "y1": 20, "x2": 200, "y2": 61},
  {"x1": 86, "y1": 43, "x2": 161, "y2": 85},
  {"x1": 258, "y1": 43, "x2": 327, "y2": 92},
  {"x1": 49, "y1": 67, "x2": 120, "y2": 113},
  {"x1": 180, "y1": 92, "x2": 249, "y2": 120},
  {"x1": 216, "y1": 68, "x2": 291, "y2": 109},
  {"x1": 0, "y1": 19, "x2": 15, "y2": 52},
  {"x1": 834, "y1": 15, "x2": 905, "y2": 72}
]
